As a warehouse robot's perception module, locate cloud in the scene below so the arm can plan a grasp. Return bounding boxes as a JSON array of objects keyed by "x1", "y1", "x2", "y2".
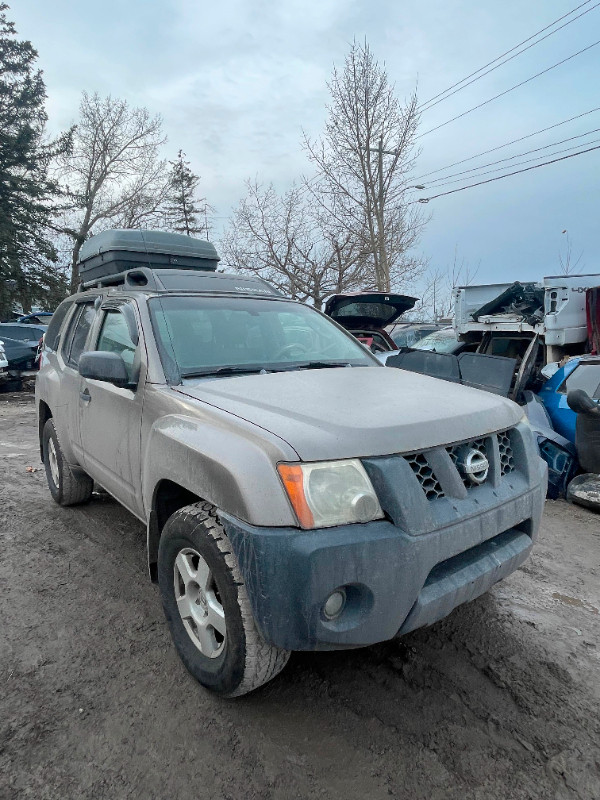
[{"x1": 9, "y1": 0, "x2": 600, "y2": 284}]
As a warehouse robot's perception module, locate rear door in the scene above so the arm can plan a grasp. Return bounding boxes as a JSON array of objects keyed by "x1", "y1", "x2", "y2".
[
  {"x1": 58, "y1": 300, "x2": 98, "y2": 461},
  {"x1": 78, "y1": 303, "x2": 145, "y2": 518}
]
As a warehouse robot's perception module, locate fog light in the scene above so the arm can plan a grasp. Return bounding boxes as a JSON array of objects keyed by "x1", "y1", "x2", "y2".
[{"x1": 323, "y1": 589, "x2": 346, "y2": 620}]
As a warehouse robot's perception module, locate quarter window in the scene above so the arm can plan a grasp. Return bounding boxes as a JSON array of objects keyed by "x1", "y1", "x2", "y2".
[{"x1": 45, "y1": 300, "x2": 74, "y2": 351}]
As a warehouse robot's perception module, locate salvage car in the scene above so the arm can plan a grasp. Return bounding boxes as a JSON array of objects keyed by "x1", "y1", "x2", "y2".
[
  {"x1": 1, "y1": 336, "x2": 38, "y2": 371},
  {"x1": 0, "y1": 322, "x2": 46, "y2": 361},
  {"x1": 538, "y1": 356, "x2": 600, "y2": 442},
  {"x1": 36, "y1": 229, "x2": 547, "y2": 697},
  {"x1": 323, "y1": 292, "x2": 417, "y2": 352},
  {"x1": 388, "y1": 323, "x2": 442, "y2": 350}
]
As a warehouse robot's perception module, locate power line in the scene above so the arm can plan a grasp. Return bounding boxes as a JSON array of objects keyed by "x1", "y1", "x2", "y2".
[
  {"x1": 416, "y1": 144, "x2": 600, "y2": 202},
  {"x1": 423, "y1": 135, "x2": 600, "y2": 190},
  {"x1": 418, "y1": 0, "x2": 598, "y2": 111},
  {"x1": 422, "y1": 127, "x2": 600, "y2": 186},
  {"x1": 419, "y1": 39, "x2": 600, "y2": 137},
  {"x1": 413, "y1": 107, "x2": 600, "y2": 180}
]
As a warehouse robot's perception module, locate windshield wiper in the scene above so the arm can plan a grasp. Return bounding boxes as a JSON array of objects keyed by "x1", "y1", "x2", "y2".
[
  {"x1": 276, "y1": 361, "x2": 354, "y2": 371},
  {"x1": 181, "y1": 361, "x2": 360, "y2": 379},
  {"x1": 181, "y1": 365, "x2": 267, "y2": 378}
]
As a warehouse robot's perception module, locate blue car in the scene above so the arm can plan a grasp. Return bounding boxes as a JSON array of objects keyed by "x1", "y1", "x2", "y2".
[{"x1": 538, "y1": 356, "x2": 600, "y2": 442}]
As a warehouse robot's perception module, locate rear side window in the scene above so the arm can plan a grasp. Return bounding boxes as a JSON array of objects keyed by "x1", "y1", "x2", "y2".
[
  {"x1": 62, "y1": 303, "x2": 96, "y2": 367},
  {"x1": 45, "y1": 300, "x2": 74, "y2": 351},
  {"x1": 558, "y1": 364, "x2": 600, "y2": 399}
]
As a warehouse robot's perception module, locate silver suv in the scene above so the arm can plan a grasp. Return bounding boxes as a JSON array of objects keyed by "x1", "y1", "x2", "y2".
[{"x1": 36, "y1": 231, "x2": 547, "y2": 697}]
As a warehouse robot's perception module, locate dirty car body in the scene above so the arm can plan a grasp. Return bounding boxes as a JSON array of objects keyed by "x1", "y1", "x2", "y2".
[{"x1": 36, "y1": 231, "x2": 547, "y2": 695}]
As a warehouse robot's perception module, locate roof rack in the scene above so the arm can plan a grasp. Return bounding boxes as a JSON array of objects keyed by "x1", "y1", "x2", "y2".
[{"x1": 78, "y1": 266, "x2": 283, "y2": 298}]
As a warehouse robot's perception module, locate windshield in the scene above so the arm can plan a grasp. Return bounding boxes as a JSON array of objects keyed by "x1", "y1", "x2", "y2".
[
  {"x1": 149, "y1": 295, "x2": 377, "y2": 380},
  {"x1": 415, "y1": 329, "x2": 459, "y2": 353},
  {"x1": 392, "y1": 327, "x2": 437, "y2": 348},
  {"x1": 558, "y1": 363, "x2": 600, "y2": 399}
]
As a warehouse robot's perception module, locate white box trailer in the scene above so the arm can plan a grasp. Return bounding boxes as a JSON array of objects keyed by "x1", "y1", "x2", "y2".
[{"x1": 453, "y1": 273, "x2": 600, "y2": 361}]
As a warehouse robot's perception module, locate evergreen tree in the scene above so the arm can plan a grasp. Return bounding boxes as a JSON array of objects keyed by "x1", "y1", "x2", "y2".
[
  {"x1": 166, "y1": 150, "x2": 210, "y2": 237},
  {"x1": 0, "y1": 3, "x2": 70, "y2": 317}
]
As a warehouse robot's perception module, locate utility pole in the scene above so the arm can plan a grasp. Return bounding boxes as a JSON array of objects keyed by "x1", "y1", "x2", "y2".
[
  {"x1": 377, "y1": 136, "x2": 389, "y2": 291},
  {"x1": 367, "y1": 138, "x2": 425, "y2": 292}
]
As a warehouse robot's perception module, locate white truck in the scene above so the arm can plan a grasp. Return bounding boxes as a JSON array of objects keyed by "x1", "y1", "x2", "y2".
[{"x1": 453, "y1": 274, "x2": 600, "y2": 365}]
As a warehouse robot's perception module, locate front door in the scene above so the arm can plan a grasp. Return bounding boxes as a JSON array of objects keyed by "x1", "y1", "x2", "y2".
[{"x1": 78, "y1": 306, "x2": 145, "y2": 518}]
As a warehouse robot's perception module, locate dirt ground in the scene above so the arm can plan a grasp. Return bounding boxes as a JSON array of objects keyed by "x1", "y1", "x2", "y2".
[{"x1": 1, "y1": 392, "x2": 599, "y2": 800}]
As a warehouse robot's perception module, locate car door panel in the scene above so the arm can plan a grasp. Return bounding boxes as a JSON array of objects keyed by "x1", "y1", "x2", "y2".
[
  {"x1": 78, "y1": 306, "x2": 145, "y2": 518},
  {"x1": 58, "y1": 301, "x2": 97, "y2": 464}
]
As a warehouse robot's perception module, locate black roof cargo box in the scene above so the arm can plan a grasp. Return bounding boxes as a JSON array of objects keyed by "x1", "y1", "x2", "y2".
[{"x1": 77, "y1": 229, "x2": 220, "y2": 283}]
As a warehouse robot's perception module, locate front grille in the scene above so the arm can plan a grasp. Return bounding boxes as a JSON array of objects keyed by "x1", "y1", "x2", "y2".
[
  {"x1": 498, "y1": 430, "x2": 515, "y2": 475},
  {"x1": 406, "y1": 453, "x2": 444, "y2": 500},
  {"x1": 404, "y1": 428, "x2": 515, "y2": 500}
]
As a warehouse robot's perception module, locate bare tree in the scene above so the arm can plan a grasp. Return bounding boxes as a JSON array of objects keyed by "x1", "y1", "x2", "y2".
[
  {"x1": 57, "y1": 92, "x2": 169, "y2": 289},
  {"x1": 221, "y1": 180, "x2": 371, "y2": 307},
  {"x1": 417, "y1": 247, "x2": 479, "y2": 321},
  {"x1": 303, "y1": 41, "x2": 427, "y2": 292},
  {"x1": 558, "y1": 230, "x2": 584, "y2": 276}
]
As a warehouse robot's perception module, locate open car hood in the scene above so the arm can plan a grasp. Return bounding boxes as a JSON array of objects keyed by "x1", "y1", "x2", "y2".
[{"x1": 324, "y1": 292, "x2": 418, "y2": 330}]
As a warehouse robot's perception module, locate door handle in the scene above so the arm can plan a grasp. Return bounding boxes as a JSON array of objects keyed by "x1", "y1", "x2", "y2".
[{"x1": 80, "y1": 389, "x2": 91, "y2": 403}]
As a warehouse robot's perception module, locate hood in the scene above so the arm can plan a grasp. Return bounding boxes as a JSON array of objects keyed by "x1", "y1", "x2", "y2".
[
  {"x1": 324, "y1": 292, "x2": 417, "y2": 330},
  {"x1": 174, "y1": 366, "x2": 522, "y2": 462}
]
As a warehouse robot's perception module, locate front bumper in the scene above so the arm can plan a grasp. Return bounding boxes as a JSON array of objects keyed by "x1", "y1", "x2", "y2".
[{"x1": 221, "y1": 470, "x2": 546, "y2": 651}]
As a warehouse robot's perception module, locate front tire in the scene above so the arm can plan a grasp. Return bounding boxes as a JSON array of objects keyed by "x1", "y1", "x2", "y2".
[
  {"x1": 158, "y1": 501, "x2": 290, "y2": 697},
  {"x1": 42, "y1": 418, "x2": 93, "y2": 506}
]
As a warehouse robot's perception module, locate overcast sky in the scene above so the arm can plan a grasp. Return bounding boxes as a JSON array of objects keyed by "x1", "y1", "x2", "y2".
[{"x1": 10, "y1": 0, "x2": 600, "y2": 291}]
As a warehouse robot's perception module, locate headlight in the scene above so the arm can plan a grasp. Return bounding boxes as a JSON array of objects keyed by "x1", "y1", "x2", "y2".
[{"x1": 278, "y1": 459, "x2": 384, "y2": 529}]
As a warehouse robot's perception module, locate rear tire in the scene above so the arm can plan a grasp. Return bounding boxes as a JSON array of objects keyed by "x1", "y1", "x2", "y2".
[
  {"x1": 42, "y1": 418, "x2": 93, "y2": 506},
  {"x1": 158, "y1": 501, "x2": 290, "y2": 697}
]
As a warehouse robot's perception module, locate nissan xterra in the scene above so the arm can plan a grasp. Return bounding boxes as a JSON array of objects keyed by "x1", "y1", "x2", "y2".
[{"x1": 36, "y1": 230, "x2": 547, "y2": 697}]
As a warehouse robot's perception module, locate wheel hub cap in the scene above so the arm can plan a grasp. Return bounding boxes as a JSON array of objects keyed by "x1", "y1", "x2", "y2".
[
  {"x1": 173, "y1": 548, "x2": 226, "y2": 658},
  {"x1": 48, "y1": 438, "x2": 60, "y2": 487}
]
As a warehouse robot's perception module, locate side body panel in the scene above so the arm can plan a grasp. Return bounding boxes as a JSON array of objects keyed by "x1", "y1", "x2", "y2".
[
  {"x1": 140, "y1": 386, "x2": 299, "y2": 527},
  {"x1": 36, "y1": 303, "x2": 85, "y2": 466}
]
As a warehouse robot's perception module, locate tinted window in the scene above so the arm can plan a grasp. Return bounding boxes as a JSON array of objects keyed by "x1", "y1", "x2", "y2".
[
  {"x1": 63, "y1": 303, "x2": 96, "y2": 367},
  {"x1": 333, "y1": 302, "x2": 394, "y2": 323},
  {"x1": 45, "y1": 300, "x2": 74, "y2": 351},
  {"x1": 96, "y1": 310, "x2": 137, "y2": 380},
  {"x1": 558, "y1": 364, "x2": 600, "y2": 399}
]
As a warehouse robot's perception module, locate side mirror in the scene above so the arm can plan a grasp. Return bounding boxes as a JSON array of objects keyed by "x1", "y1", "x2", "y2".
[{"x1": 79, "y1": 351, "x2": 132, "y2": 389}]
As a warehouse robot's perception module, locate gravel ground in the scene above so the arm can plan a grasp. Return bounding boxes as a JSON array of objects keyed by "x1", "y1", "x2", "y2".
[{"x1": 1, "y1": 392, "x2": 599, "y2": 800}]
